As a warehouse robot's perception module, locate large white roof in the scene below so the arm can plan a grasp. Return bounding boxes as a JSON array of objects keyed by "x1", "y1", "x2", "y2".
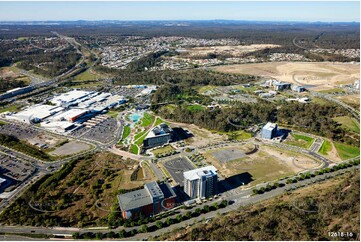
[
  {"x1": 183, "y1": 166, "x2": 218, "y2": 181},
  {"x1": 51, "y1": 90, "x2": 92, "y2": 105},
  {"x1": 263, "y1": 122, "x2": 277, "y2": 131},
  {"x1": 12, "y1": 104, "x2": 61, "y2": 121}
]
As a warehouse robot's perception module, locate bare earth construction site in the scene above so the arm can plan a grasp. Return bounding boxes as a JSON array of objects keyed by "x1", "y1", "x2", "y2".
[{"x1": 214, "y1": 61, "x2": 360, "y2": 91}]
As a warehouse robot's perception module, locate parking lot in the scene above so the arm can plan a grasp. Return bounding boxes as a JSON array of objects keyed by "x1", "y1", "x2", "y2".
[
  {"x1": 71, "y1": 118, "x2": 118, "y2": 143},
  {"x1": 162, "y1": 156, "x2": 195, "y2": 185},
  {"x1": 0, "y1": 123, "x2": 38, "y2": 140},
  {"x1": 0, "y1": 154, "x2": 34, "y2": 182},
  {"x1": 111, "y1": 86, "x2": 144, "y2": 98}
]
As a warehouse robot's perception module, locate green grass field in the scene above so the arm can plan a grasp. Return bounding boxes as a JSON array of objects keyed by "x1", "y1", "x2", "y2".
[
  {"x1": 106, "y1": 110, "x2": 119, "y2": 118},
  {"x1": 198, "y1": 85, "x2": 217, "y2": 94},
  {"x1": 334, "y1": 142, "x2": 360, "y2": 160},
  {"x1": 333, "y1": 116, "x2": 360, "y2": 134},
  {"x1": 0, "y1": 104, "x2": 24, "y2": 113},
  {"x1": 0, "y1": 120, "x2": 8, "y2": 125},
  {"x1": 73, "y1": 70, "x2": 99, "y2": 81},
  {"x1": 134, "y1": 130, "x2": 147, "y2": 141},
  {"x1": 318, "y1": 140, "x2": 332, "y2": 155},
  {"x1": 121, "y1": 125, "x2": 131, "y2": 140},
  {"x1": 140, "y1": 113, "x2": 155, "y2": 127},
  {"x1": 135, "y1": 130, "x2": 150, "y2": 146},
  {"x1": 70, "y1": 81, "x2": 102, "y2": 89},
  {"x1": 154, "y1": 117, "x2": 168, "y2": 126},
  {"x1": 17, "y1": 37, "x2": 29, "y2": 41},
  {"x1": 152, "y1": 145, "x2": 175, "y2": 155},
  {"x1": 130, "y1": 144, "x2": 139, "y2": 155},
  {"x1": 319, "y1": 88, "x2": 346, "y2": 94},
  {"x1": 311, "y1": 97, "x2": 328, "y2": 105},
  {"x1": 220, "y1": 130, "x2": 252, "y2": 140},
  {"x1": 285, "y1": 133, "x2": 315, "y2": 149},
  {"x1": 186, "y1": 104, "x2": 206, "y2": 112}
]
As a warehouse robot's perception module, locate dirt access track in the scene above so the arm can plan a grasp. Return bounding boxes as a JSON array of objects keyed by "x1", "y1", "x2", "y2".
[{"x1": 214, "y1": 62, "x2": 360, "y2": 91}]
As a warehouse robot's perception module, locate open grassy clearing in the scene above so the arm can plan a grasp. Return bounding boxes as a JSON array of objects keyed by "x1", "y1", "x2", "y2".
[
  {"x1": 198, "y1": 85, "x2": 217, "y2": 94},
  {"x1": 105, "y1": 110, "x2": 119, "y2": 118},
  {"x1": 134, "y1": 130, "x2": 147, "y2": 143},
  {"x1": 69, "y1": 81, "x2": 102, "y2": 89},
  {"x1": 333, "y1": 116, "x2": 360, "y2": 133},
  {"x1": 151, "y1": 145, "x2": 175, "y2": 156},
  {"x1": 140, "y1": 113, "x2": 155, "y2": 127},
  {"x1": 216, "y1": 130, "x2": 252, "y2": 141},
  {"x1": 0, "y1": 104, "x2": 24, "y2": 113},
  {"x1": 130, "y1": 144, "x2": 139, "y2": 154},
  {"x1": 73, "y1": 70, "x2": 100, "y2": 81},
  {"x1": 121, "y1": 125, "x2": 131, "y2": 140},
  {"x1": 0, "y1": 120, "x2": 8, "y2": 125},
  {"x1": 186, "y1": 104, "x2": 206, "y2": 112},
  {"x1": 318, "y1": 140, "x2": 332, "y2": 155},
  {"x1": 334, "y1": 142, "x2": 360, "y2": 160},
  {"x1": 285, "y1": 133, "x2": 314, "y2": 149},
  {"x1": 153, "y1": 117, "x2": 170, "y2": 127},
  {"x1": 311, "y1": 97, "x2": 328, "y2": 105}
]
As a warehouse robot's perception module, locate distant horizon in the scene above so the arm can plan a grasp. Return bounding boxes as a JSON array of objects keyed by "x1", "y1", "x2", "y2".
[
  {"x1": 0, "y1": 19, "x2": 359, "y2": 24},
  {"x1": 0, "y1": 1, "x2": 359, "y2": 22}
]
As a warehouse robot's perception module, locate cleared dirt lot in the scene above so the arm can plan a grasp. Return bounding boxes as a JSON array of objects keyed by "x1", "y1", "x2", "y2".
[
  {"x1": 0, "y1": 67, "x2": 31, "y2": 84},
  {"x1": 50, "y1": 141, "x2": 91, "y2": 156},
  {"x1": 214, "y1": 62, "x2": 360, "y2": 91},
  {"x1": 182, "y1": 44, "x2": 280, "y2": 57},
  {"x1": 202, "y1": 142, "x2": 320, "y2": 187}
]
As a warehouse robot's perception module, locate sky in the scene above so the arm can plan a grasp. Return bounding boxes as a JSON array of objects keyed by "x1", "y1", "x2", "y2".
[{"x1": 0, "y1": 1, "x2": 359, "y2": 22}]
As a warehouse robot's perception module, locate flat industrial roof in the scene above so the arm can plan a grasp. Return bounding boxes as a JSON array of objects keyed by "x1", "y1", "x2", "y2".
[
  {"x1": 13, "y1": 104, "x2": 61, "y2": 121},
  {"x1": 53, "y1": 109, "x2": 87, "y2": 120},
  {"x1": 263, "y1": 122, "x2": 277, "y2": 130},
  {"x1": 117, "y1": 189, "x2": 152, "y2": 211},
  {"x1": 41, "y1": 121, "x2": 74, "y2": 129},
  {"x1": 183, "y1": 166, "x2": 217, "y2": 181},
  {"x1": 117, "y1": 182, "x2": 176, "y2": 211},
  {"x1": 51, "y1": 90, "x2": 93, "y2": 104},
  {"x1": 145, "y1": 181, "x2": 163, "y2": 198}
]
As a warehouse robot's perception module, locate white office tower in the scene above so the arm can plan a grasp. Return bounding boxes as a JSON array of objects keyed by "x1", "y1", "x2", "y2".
[{"x1": 183, "y1": 166, "x2": 218, "y2": 199}]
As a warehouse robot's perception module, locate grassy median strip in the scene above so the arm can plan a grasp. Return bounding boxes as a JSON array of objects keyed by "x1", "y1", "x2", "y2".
[{"x1": 318, "y1": 140, "x2": 332, "y2": 155}]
